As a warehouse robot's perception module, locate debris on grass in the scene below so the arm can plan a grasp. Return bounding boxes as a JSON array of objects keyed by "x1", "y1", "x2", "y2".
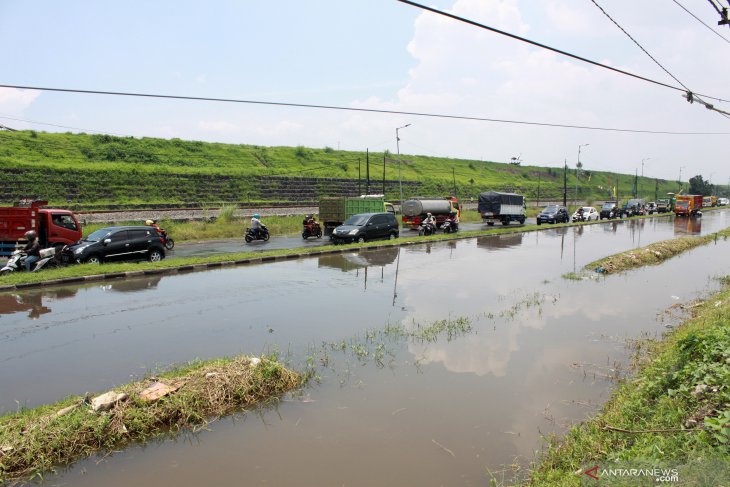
[{"x1": 0, "y1": 355, "x2": 302, "y2": 483}]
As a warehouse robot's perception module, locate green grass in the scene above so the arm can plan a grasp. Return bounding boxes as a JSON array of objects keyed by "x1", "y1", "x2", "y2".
[
  {"x1": 528, "y1": 282, "x2": 730, "y2": 486},
  {"x1": 81, "y1": 214, "x2": 307, "y2": 240},
  {"x1": 0, "y1": 130, "x2": 684, "y2": 207},
  {"x1": 0, "y1": 355, "x2": 302, "y2": 483},
  {"x1": 584, "y1": 226, "x2": 730, "y2": 275}
]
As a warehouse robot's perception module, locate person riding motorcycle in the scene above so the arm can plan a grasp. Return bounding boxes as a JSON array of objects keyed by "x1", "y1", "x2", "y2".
[
  {"x1": 145, "y1": 219, "x2": 163, "y2": 234},
  {"x1": 422, "y1": 212, "x2": 437, "y2": 234},
  {"x1": 303, "y1": 214, "x2": 316, "y2": 226},
  {"x1": 576, "y1": 207, "x2": 585, "y2": 221},
  {"x1": 23, "y1": 230, "x2": 41, "y2": 272},
  {"x1": 443, "y1": 211, "x2": 459, "y2": 231},
  {"x1": 251, "y1": 213, "x2": 265, "y2": 238}
]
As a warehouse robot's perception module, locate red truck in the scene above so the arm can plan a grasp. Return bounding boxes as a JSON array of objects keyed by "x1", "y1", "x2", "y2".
[
  {"x1": 0, "y1": 201, "x2": 82, "y2": 257},
  {"x1": 674, "y1": 195, "x2": 703, "y2": 217}
]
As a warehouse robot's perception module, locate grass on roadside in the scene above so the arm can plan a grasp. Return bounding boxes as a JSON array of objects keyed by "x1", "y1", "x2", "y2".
[
  {"x1": 0, "y1": 355, "x2": 302, "y2": 483},
  {"x1": 528, "y1": 282, "x2": 730, "y2": 486}
]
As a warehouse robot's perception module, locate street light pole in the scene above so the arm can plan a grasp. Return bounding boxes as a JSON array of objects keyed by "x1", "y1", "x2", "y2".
[
  {"x1": 678, "y1": 166, "x2": 685, "y2": 192},
  {"x1": 575, "y1": 144, "x2": 589, "y2": 210},
  {"x1": 396, "y1": 124, "x2": 411, "y2": 214},
  {"x1": 641, "y1": 158, "x2": 650, "y2": 199}
]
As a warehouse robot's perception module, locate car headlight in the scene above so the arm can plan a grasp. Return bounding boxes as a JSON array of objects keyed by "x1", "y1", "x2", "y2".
[
  {"x1": 348, "y1": 229, "x2": 359, "y2": 235},
  {"x1": 74, "y1": 248, "x2": 84, "y2": 255}
]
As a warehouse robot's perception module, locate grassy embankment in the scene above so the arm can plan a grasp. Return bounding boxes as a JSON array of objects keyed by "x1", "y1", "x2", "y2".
[
  {"x1": 0, "y1": 355, "x2": 302, "y2": 483},
  {"x1": 562, "y1": 225, "x2": 730, "y2": 278},
  {"x1": 529, "y1": 279, "x2": 730, "y2": 486},
  {"x1": 0, "y1": 130, "x2": 680, "y2": 207}
]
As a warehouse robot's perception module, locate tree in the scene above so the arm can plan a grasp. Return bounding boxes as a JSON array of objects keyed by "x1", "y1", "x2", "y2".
[{"x1": 688, "y1": 175, "x2": 712, "y2": 195}]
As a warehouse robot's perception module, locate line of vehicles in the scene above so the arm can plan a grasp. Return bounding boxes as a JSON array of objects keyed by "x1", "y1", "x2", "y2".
[{"x1": 2, "y1": 192, "x2": 728, "y2": 274}]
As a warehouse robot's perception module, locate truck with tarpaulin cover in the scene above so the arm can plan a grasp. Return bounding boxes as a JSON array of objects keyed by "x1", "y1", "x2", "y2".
[
  {"x1": 319, "y1": 195, "x2": 395, "y2": 236},
  {"x1": 401, "y1": 196, "x2": 460, "y2": 229},
  {"x1": 0, "y1": 200, "x2": 82, "y2": 257},
  {"x1": 477, "y1": 191, "x2": 526, "y2": 226}
]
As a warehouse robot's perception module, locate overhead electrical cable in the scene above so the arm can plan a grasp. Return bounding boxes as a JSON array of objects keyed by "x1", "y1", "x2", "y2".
[
  {"x1": 0, "y1": 84, "x2": 728, "y2": 135},
  {"x1": 589, "y1": 0, "x2": 730, "y2": 117},
  {"x1": 671, "y1": 0, "x2": 730, "y2": 45},
  {"x1": 395, "y1": 0, "x2": 729, "y2": 104}
]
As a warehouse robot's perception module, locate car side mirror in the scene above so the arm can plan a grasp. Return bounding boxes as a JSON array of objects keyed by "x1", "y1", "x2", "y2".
[{"x1": 103, "y1": 238, "x2": 111, "y2": 245}]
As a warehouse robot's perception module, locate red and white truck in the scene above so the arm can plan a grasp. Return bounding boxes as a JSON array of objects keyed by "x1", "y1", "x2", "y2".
[
  {"x1": 0, "y1": 200, "x2": 82, "y2": 256},
  {"x1": 401, "y1": 196, "x2": 460, "y2": 229}
]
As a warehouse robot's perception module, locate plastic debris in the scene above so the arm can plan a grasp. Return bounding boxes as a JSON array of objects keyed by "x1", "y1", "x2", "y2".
[
  {"x1": 594, "y1": 266, "x2": 607, "y2": 274},
  {"x1": 91, "y1": 391, "x2": 129, "y2": 412},
  {"x1": 250, "y1": 357, "x2": 262, "y2": 367},
  {"x1": 140, "y1": 381, "x2": 182, "y2": 402}
]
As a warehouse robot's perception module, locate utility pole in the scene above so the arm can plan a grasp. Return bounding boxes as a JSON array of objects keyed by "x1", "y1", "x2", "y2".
[
  {"x1": 575, "y1": 143, "x2": 589, "y2": 210},
  {"x1": 678, "y1": 166, "x2": 685, "y2": 193},
  {"x1": 396, "y1": 124, "x2": 411, "y2": 212},
  {"x1": 633, "y1": 169, "x2": 638, "y2": 198},
  {"x1": 452, "y1": 168, "x2": 457, "y2": 198},
  {"x1": 655, "y1": 178, "x2": 659, "y2": 202},
  {"x1": 366, "y1": 149, "x2": 370, "y2": 195},
  {"x1": 537, "y1": 173, "x2": 541, "y2": 207},
  {"x1": 358, "y1": 158, "x2": 361, "y2": 195},
  {"x1": 563, "y1": 159, "x2": 567, "y2": 206},
  {"x1": 382, "y1": 153, "x2": 386, "y2": 196}
]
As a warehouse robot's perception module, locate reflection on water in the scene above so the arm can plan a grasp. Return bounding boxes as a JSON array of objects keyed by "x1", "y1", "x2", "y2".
[
  {"x1": 674, "y1": 216, "x2": 702, "y2": 235},
  {"x1": 1, "y1": 210, "x2": 729, "y2": 486},
  {"x1": 0, "y1": 287, "x2": 77, "y2": 319}
]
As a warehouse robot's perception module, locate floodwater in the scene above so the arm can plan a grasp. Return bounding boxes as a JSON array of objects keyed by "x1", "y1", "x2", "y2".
[{"x1": 1, "y1": 211, "x2": 729, "y2": 486}]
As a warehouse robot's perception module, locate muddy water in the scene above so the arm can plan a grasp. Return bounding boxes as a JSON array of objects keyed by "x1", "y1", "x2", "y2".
[{"x1": 1, "y1": 211, "x2": 729, "y2": 486}]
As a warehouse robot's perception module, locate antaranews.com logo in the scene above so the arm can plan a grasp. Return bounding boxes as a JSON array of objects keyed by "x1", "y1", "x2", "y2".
[{"x1": 580, "y1": 464, "x2": 679, "y2": 485}]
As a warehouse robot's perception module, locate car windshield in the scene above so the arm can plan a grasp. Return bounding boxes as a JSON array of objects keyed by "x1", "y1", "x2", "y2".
[
  {"x1": 85, "y1": 229, "x2": 113, "y2": 242},
  {"x1": 602, "y1": 203, "x2": 615, "y2": 210},
  {"x1": 542, "y1": 206, "x2": 558, "y2": 213},
  {"x1": 343, "y1": 214, "x2": 370, "y2": 226},
  {"x1": 676, "y1": 202, "x2": 688, "y2": 208},
  {"x1": 581, "y1": 207, "x2": 592, "y2": 212}
]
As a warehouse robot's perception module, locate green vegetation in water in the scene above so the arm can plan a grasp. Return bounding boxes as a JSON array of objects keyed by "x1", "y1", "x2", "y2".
[
  {"x1": 579, "y1": 225, "x2": 730, "y2": 276},
  {"x1": 0, "y1": 355, "x2": 302, "y2": 483},
  {"x1": 528, "y1": 282, "x2": 730, "y2": 486}
]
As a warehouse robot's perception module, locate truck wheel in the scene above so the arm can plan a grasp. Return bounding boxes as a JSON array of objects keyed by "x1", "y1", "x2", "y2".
[
  {"x1": 501, "y1": 219, "x2": 509, "y2": 226},
  {"x1": 519, "y1": 218, "x2": 525, "y2": 224}
]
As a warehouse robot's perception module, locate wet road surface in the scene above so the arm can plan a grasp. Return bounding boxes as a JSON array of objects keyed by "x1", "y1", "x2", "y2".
[{"x1": 1, "y1": 211, "x2": 728, "y2": 486}]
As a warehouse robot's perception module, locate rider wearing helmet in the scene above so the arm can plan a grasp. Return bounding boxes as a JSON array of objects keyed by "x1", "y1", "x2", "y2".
[
  {"x1": 423, "y1": 212, "x2": 436, "y2": 228},
  {"x1": 23, "y1": 230, "x2": 41, "y2": 272},
  {"x1": 251, "y1": 213, "x2": 264, "y2": 238},
  {"x1": 145, "y1": 219, "x2": 164, "y2": 235}
]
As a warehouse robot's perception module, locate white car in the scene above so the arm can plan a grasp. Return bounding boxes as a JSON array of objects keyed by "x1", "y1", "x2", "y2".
[
  {"x1": 572, "y1": 206, "x2": 598, "y2": 221},
  {"x1": 719, "y1": 197, "x2": 729, "y2": 206}
]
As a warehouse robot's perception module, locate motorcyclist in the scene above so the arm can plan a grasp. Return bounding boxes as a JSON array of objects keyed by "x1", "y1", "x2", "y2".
[
  {"x1": 576, "y1": 207, "x2": 585, "y2": 221},
  {"x1": 444, "y1": 211, "x2": 459, "y2": 230},
  {"x1": 303, "y1": 214, "x2": 316, "y2": 226},
  {"x1": 23, "y1": 230, "x2": 41, "y2": 272},
  {"x1": 422, "y1": 212, "x2": 436, "y2": 234},
  {"x1": 145, "y1": 219, "x2": 164, "y2": 235},
  {"x1": 251, "y1": 213, "x2": 265, "y2": 238}
]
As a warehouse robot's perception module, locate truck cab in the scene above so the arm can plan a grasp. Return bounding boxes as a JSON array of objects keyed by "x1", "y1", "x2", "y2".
[{"x1": 0, "y1": 201, "x2": 82, "y2": 256}]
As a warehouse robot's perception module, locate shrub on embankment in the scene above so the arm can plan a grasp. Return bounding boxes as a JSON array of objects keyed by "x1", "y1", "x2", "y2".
[
  {"x1": 529, "y1": 282, "x2": 730, "y2": 486},
  {"x1": 0, "y1": 355, "x2": 302, "y2": 483}
]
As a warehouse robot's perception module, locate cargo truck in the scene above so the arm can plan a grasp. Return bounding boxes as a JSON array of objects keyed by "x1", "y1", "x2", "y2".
[
  {"x1": 656, "y1": 198, "x2": 671, "y2": 213},
  {"x1": 401, "y1": 196, "x2": 460, "y2": 229},
  {"x1": 0, "y1": 200, "x2": 82, "y2": 256},
  {"x1": 319, "y1": 195, "x2": 395, "y2": 235},
  {"x1": 477, "y1": 192, "x2": 526, "y2": 226},
  {"x1": 674, "y1": 195, "x2": 703, "y2": 217}
]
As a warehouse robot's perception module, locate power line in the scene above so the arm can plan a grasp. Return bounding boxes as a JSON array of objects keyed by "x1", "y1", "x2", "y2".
[
  {"x1": 590, "y1": 0, "x2": 690, "y2": 91},
  {"x1": 395, "y1": 0, "x2": 729, "y2": 103},
  {"x1": 0, "y1": 84, "x2": 728, "y2": 135},
  {"x1": 671, "y1": 0, "x2": 730, "y2": 45}
]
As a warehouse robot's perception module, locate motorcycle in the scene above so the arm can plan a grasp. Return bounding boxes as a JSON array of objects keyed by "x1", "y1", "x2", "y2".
[
  {"x1": 0, "y1": 246, "x2": 65, "y2": 276},
  {"x1": 244, "y1": 225, "x2": 270, "y2": 243},
  {"x1": 572, "y1": 212, "x2": 586, "y2": 222},
  {"x1": 441, "y1": 219, "x2": 458, "y2": 234},
  {"x1": 157, "y1": 228, "x2": 175, "y2": 250},
  {"x1": 418, "y1": 221, "x2": 437, "y2": 236},
  {"x1": 302, "y1": 220, "x2": 323, "y2": 240}
]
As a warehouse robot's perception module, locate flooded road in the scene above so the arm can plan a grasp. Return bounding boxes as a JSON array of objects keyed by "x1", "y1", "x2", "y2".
[{"x1": 1, "y1": 211, "x2": 729, "y2": 486}]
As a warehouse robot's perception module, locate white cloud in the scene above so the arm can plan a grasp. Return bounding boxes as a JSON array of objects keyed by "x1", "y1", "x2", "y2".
[
  {"x1": 197, "y1": 119, "x2": 239, "y2": 133},
  {"x1": 0, "y1": 87, "x2": 40, "y2": 113}
]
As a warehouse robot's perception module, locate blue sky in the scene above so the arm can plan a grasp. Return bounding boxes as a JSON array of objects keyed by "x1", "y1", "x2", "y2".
[{"x1": 1, "y1": 0, "x2": 729, "y2": 184}]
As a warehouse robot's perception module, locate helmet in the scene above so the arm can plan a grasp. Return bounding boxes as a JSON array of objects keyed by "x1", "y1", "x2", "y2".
[
  {"x1": 253, "y1": 214, "x2": 260, "y2": 219},
  {"x1": 145, "y1": 219, "x2": 154, "y2": 226},
  {"x1": 24, "y1": 230, "x2": 37, "y2": 240},
  {"x1": 427, "y1": 213, "x2": 432, "y2": 217}
]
